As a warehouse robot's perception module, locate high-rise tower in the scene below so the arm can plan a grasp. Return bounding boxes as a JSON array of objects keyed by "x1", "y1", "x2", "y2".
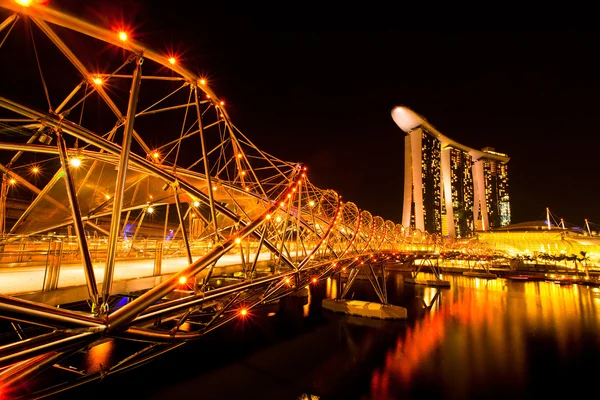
[{"x1": 392, "y1": 106, "x2": 510, "y2": 237}]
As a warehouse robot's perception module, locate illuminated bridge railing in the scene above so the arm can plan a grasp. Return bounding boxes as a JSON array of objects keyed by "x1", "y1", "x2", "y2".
[{"x1": 0, "y1": 1, "x2": 496, "y2": 397}]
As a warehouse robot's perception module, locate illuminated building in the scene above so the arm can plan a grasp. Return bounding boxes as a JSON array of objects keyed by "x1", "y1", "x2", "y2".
[{"x1": 392, "y1": 106, "x2": 510, "y2": 237}]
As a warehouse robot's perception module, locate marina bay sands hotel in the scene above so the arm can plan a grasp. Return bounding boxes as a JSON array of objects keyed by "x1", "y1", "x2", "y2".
[{"x1": 391, "y1": 106, "x2": 510, "y2": 238}]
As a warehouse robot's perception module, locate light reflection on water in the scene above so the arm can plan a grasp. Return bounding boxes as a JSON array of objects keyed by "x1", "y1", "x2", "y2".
[
  {"x1": 367, "y1": 273, "x2": 600, "y2": 400},
  {"x1": 62, "y1": 271, "x2": 600, "y2": 400}
]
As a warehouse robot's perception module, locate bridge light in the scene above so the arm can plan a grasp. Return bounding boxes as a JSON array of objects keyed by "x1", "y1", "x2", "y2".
[
  {"x1": 285, "y1": 277, "x2": 291, "y2": 284},
  {"x1": 152, "y1": 151, "x2": 160, "y2": 160},
  {"x1": 105, "y1": 194, "x2": 111, "y2": 200},
  {"x1": 178, "y1": 276, "x2": 187, "y2": 285},
  {"x1": 69, "y1": 158, "x2": 82, "y2": 168},
  {"x1": 8, "y1": 178, "x2": 16, "y2": 185},
  {"x1": 31, "y1": 166, "x2": 39, "y2": 174},
  {"x1": 280, "y1": 202, "x2": 285, "y2": 207},
  {"x1": 240, "y1": 308, "x2": 248, "y2": 316},
  {"x1": 234, "y1": 237, "x2": 242, "y2": 244},
  {"x1": 118, "y1": 31, "x2": 128, "y2": 42},
  {"x1": 193, "y1": 201, "x2": 200, "y2": 207},
  {"x1": 312, "y1": 277, "x2": 318, "y2": 284},
  {"x1": 237, "y1": 153, "x2": 242, "y2": 158},
  {"x1": 92, "y1": 76, "x2": 104, "y2": 86},
  {"x1": 309, "y1": 201, "x2": 315, "y2": 207},
  {"x1": 212, "y1": 186, "x2": 217, "y2": 191},
  {"x1": 168, "y1": 57, "x2": 177, "y2": 65},
  {"x1": 147, "y1": 206, "x2": 154, "y2": 214},
  {"x1": 265, "y1": 214, "x2": 271, "y2": 220},
  {"x1": 245, "y1": 187, "x2": 250, "y2": 191},
  {"x1": 275, "y1": 216, "x2": 282, "y2": 222},
  {"x1": 199, "y1": 78, "x2": 206, "y2": 85},
  {"x1": 240, "y1": 171, "x2": 246, "y2": 176}
]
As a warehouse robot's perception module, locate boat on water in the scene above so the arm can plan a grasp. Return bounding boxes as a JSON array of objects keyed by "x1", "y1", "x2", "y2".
[{"x1": 504, "y1": 274, "x2": 546, "y2": 281}]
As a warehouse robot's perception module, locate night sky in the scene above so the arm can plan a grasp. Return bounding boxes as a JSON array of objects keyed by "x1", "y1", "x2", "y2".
[{"x1": 52, "y1": 2, "x2": 600, "y2": 228}]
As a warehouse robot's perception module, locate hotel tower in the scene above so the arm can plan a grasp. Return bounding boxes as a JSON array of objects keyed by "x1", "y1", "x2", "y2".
[{"x1": 391, "y1": 106, "x2": 510, "y2": 237}]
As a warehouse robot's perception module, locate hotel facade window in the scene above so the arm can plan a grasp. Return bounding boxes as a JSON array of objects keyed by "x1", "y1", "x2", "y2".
[{"x1": 392, "y1": 106, "x2": 510, "y2": 237}]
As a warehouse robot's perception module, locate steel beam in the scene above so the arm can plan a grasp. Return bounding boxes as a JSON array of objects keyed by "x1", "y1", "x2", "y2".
[
  {"x1": 56, "y1": 131, "x2": 99, "y2": 311},
  {"x1": 102, "y1": 56, "x2": 143, "y2": 310}
]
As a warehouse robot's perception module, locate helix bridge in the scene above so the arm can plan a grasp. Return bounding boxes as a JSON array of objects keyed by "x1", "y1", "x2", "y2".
[{"x1": 0, "y1": 1, "x2": 496, "y2": 397}]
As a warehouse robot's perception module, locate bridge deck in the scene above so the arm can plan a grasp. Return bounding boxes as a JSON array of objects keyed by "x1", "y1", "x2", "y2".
[{"x1": 0, "y1": 252, "x2": 272, "y2": 305}]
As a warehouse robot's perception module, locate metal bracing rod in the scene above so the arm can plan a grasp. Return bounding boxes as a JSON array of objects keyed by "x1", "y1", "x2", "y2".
[
  {"x1": 128, "y1": 209, "x2": 147, "y2": 253},
  {"x1": 249, "y1": 225, "x2": 268, "y2": 279},
  {"x1": 0, "y1": 12, "x2": 17, "y2": 36},
  {"x1": 0, "y1": 331, "x2": 97, "y2": 368},
  {"x1": 0, "y1": 141, "x2": 58, "y2": 155},
  {"x1": 0, "y1": 294, "x2": 104, "y2": 329},
  {"x1": 380, "y1": 263, "x2": 388, "y2": 304},
  {"x1": 102, "y1": 56, "x2": 143, "y2": 308},
  {"x1": 10, "y1": 322, "x2": 25, "y2": 341},
  {"x1": 119, "y1": 180, "x2": 141, "y2": 236},
  {"x1": 276, "y1": 195, "x2": 294, "y2": 269},
  {"x1": 162, "y1": 203, "x2": 170, "y2": 243},
  {"x1": 0, "y1": 163, "x2": 66, "y2": 214},
  {"x1": 96, "y1": 74, "x2": 184, "y2": 81},
  {"x1": 174, "y1": 188, "x2": 193, "y2": 265},
  {"x1": 106, "y1": 191, "x2": 289, "y2": 331},
  {"x1": 193, "y1": 86, "x2": 218, "y2": 244},
  {"x1": 128, "y1": 261, "x2": 328, "y2": 327},
  {"x1": 340, "y1": 268, "x2": 360, "y2": 300},
  {"x1": 0, "y1": 349, "x2": 78, "y2": 390},
  {"x1": 0, "y1": 96, "x2": 300, "y2": 272},
  {"x1": 56, "y1": 131, "x2": 99, "y2": 310},
  {"x1": 84, "y1": 220, "x2": 110, "y2": 236},
  {"x1": 30, "y1": 17, "x2": 151, "y2": 154},
  {"x1": 204, "y1": 292, "x2": 241, "y2": 330},
  {"x1": 0, "y1": 174, "x2": 7, "y2": 235},
  {"x1": 366, "y1": 264, "x2": 386, "y2": 304}
]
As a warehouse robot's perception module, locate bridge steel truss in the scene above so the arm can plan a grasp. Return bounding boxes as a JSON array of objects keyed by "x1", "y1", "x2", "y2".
[{"x1": 0, "y1": 2, "x2": 493, "y2": 397}]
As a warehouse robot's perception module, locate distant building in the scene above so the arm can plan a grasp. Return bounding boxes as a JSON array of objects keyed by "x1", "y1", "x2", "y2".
[{"x1": 392, "y1": 106, "x2": 510, "y2": 237}]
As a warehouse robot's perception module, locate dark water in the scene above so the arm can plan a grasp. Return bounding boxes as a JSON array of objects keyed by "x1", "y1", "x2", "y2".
[{"x1": 56, "y1": 272, "x2": 600, "y2": 400}]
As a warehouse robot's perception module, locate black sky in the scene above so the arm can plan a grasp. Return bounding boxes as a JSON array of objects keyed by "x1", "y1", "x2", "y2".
[{"x1": 53, "y1": 2, "x2": 600, "y2": 227}]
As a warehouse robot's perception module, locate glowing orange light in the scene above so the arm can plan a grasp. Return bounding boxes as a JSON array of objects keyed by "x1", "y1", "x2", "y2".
[
  {"x1": 237, "y1": 153, "x2": 242, "y2": 158},
  {"x1": 193, "y1": 201, "x2": 200, "y2": 207},
  {"x1": 199, "y1": 78, "x2": 206, "y2": 85},
  {"x1": 69, "y1": 158, "x2": 82, "y2": 167},
  {"x1": 312, "y1": 278, "x2": 317, "y2": 284},
  {"x1": 206, "y1": 94, "x2": 211, "y2": 98},
  {"x1": 287, "y1": 194, "x2": 292, "y2": 198},
  {"x1": 8, "y1": 178, "x2": 16, "y2": 185},
  {"x1": 178, "y1": 276, "x2": 187, "y2": 285},
  {"x1": 285, "y1": 278, "x2": 291, "y2": 284},
  {"x1": 280, "y1": 202, "x2": 285, "y2": 207},
  {"x1": 105, "y1": 194, "x2": 111, "y2": 200},
  {"x1": 152, "y1": 151, "x2": 160, "y2": 159},
  {"x1": 92, "y1": 77, "x2": 103, "y2": 86},
  {"x1": 240, "y1": 308, "x2": 248, "y2": 316},
  {"x1": 240, "y1": 171, "x2": 246, "y2": 176},
  {"x1": 31, "y1": 166, "x2": 39, "y2": 174},
  {"x1": 220, "y1": 101, "x2": 225, "y2": 106},
  {"x1": 342, "y1": 267, "x2": 347, "y2": 272},
  {"x1": 168, "y1": 57, "x2": 176, "y2": 65},
  {"x1": 265, "y1": 214, "x2": 271, "y2": 220},
  {"x1": 118, "y1": 31, "x2": 128, "y2": 42},
  {"x1": 15, "y1": 0, "x2": 31, "y2": 6},
  {"x1": 212, "y1": 186, "x2": 217, "y2": 191},
  {"x1": 234, "y1": 237, "x2": 242, "y2": 244},
  {"x1": 245, "y1": 187, "x2": 250, "y2": 191}
]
